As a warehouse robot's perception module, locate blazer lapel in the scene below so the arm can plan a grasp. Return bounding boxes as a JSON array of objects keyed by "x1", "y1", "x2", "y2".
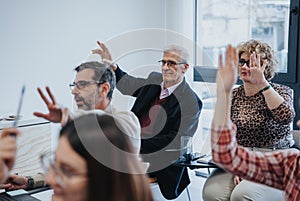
[{"x1": 131, "y1": 85, "x2": 161, "y2": 116}]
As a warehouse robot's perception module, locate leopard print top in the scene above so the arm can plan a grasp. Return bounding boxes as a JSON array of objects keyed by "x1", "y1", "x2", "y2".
[{"x1": 231, "y1": 83, "x2": 295, "y2": 148}]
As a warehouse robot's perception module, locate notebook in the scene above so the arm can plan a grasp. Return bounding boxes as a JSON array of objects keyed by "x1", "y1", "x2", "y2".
[
  {"x1": 0, "y1": 188, "x2": 44, "y2": 201},
  {"x1": 0, "y1": 192, "x2": 40, "y2": 201}
]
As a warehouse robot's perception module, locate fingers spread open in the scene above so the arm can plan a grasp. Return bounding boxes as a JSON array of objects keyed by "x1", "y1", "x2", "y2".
[
  {"x1": 37, "y1": 87, "x2": 50, "y2": 105},
  {"x1": 46, "y1": 86, "x2": 56, "y2": 105},
  {"x1": 33, "y1": 112, "x2": 47, "y2": 119}
]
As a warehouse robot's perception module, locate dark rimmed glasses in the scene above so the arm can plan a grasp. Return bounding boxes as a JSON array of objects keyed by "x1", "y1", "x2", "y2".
[
  {"x1": 238, "y1": 59, "x2": 250, "y2": 67},
  {"x1": 69, "y1": 80, "x2": 104, "y2": 90},
  {"x1": 158, "y1": 60, "x2": 186, "y2": 68}
]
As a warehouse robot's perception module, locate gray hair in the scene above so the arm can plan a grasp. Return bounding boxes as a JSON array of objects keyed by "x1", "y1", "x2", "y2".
[
  {"x1": 74, "y1": 61, "x2": 116, "y2": 100},
  {"x1": 163, "y1": 44, "x2": 189, "y2": 63}
]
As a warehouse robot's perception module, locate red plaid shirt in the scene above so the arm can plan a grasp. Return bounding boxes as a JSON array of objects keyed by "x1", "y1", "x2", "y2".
[{"x1": 211, "y1": 124, "x2": 300, "y2": 201}]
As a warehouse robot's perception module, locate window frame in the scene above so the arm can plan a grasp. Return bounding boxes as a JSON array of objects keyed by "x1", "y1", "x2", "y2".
[{"x1": 193, "y1": 0, "x2": 300, "y2": 128}]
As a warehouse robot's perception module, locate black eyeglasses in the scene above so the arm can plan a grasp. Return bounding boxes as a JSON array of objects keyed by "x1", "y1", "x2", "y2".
[
  {"x1": 238, "y1": 59, "x2": 250, "y2": 67},
  {"x1": 69, "y1": 80, "x2": 104, "y2": 90},
  {"x1": 158, "y1": 60, "x2": 186, "y2": 68}
]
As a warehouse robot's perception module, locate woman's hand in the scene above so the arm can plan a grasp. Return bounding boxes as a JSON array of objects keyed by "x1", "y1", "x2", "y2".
[
  {"x1": 0, "y1": 174, "x2": 27, "y2": 190},
  {"x1": 248, "y1": 52, "x2": 268, "y2": 87},
  {"x1": 0, "y1": 128, "x2": 19, "y2": 183}
]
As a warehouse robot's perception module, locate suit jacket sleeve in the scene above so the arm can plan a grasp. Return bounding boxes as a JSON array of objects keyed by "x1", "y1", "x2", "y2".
[{"x1": 115, "y1": 66, "x2": 148, "y2": 97}]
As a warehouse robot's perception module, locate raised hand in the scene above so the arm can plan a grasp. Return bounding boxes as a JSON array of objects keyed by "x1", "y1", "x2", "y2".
[
  {"x1": 217, "y1": 45, "x2": 238, "y2": 94},
  {"x1": 248, "y1": 52, "x2": 268, "y2": 85},
  {"x1": 91, "y1": 41, "x2": 117, "y2": 70},
  {"x1": 0, "y1": 128, "x2": 19, "y2": 183},
  {"x1": 33, "y1": 87, "x2": 62, "y2": 123}
]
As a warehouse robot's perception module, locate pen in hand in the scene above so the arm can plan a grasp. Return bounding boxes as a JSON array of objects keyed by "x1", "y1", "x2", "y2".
[{"x1": 10, "y1": 85, "x2": 26, "y2": 137}]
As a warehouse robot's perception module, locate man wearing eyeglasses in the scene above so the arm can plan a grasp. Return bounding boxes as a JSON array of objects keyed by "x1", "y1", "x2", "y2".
[
  {"x1": 35, "y1": 61, "x2": 141, "y2": 155},
  {"x1": 1, "y1": 61, "x2": 142, "y2": 191},
  {"x1": 92, "y1": 41, "x2": 202, "y2": 199}
]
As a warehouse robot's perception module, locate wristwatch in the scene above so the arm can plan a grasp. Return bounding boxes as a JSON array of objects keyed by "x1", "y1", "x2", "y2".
[{"x1": 26, "y1": 176, "x2": 34, "y2": 189}]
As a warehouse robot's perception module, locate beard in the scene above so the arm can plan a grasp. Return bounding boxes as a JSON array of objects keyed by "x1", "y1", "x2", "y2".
[
  {"x1": 74, "y1": 89, "x2": 100, "y2": 110},
  {"x1": 74, "y1": 96, "x2": 94, "y2": 110}
]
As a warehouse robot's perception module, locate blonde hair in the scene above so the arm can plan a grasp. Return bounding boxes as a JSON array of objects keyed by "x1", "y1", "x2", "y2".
[{"x1": 237, "y1": 39, "x2": 278, "y2": 81}]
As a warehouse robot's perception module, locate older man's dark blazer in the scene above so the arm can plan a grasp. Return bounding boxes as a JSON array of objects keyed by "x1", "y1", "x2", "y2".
[{"x1": 115, "y1": 67, "x2": 202, "y2": 199}]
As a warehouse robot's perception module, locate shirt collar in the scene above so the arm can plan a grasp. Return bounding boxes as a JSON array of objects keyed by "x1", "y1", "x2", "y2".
[{"x1": 160, "y1": 80, "x2": 183, "y2": 99}]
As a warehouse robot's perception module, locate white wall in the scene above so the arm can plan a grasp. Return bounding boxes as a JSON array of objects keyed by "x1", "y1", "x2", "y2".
[{"x1": 0, "y1": 0, "x2": 195, "y2": 119}]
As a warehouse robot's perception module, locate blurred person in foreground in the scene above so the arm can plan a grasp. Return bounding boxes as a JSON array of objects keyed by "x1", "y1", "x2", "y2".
[
  {"x1": 0, "y1": 128, "x2": 19, "y2": 183},
  {"x1": 44, "y1": 113, "x2": 153, "y2": 201},
  {"x1": 210, "y1": 45, "x2": 300, "y2": 201}
]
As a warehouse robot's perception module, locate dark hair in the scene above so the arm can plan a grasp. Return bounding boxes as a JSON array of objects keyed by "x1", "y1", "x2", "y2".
[
  {"x1": 74, "y1": 61, "x2": 116, "y2": 100},
  {"x1": 59, "y1": 113, "x2": 153, "y2": 201}
]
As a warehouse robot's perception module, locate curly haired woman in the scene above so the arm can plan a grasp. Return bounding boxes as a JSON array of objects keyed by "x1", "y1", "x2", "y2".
[{"x1": 202, "y1": 40, "x2": 296, "y2": 201}]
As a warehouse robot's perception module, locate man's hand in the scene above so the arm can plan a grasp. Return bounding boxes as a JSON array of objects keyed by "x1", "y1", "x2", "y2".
[
  {"x1": 0, "y1": 128, "x2": 19, "y2": 183},
  {"x1": 0, "y1": 174, "x2": 27, "y2": 190},
  {"x1": 33, "y1": 87, "x2": 63, "y2": 123},
  {"x1": 91, "y1": 41, "x2": 117, "y2": 71}
]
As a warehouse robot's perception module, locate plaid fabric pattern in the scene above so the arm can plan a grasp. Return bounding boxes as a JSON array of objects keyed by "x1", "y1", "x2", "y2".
[{"x1": 211, "y1": 124, "x2": 300, "y2": 201}]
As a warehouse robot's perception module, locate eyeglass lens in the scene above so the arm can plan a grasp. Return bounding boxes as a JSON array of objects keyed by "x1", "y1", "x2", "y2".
[
  {"x1": 238, "y1": 59, "x2": 250, "y2": 67},
  {"x1": 159, "y1": 60, "x2": 177, "y2": 66},
  {"x1": 69, "y1": 81, "x2": 89, "y2": 90},
  {"x1": 40, "y1": 153, "x2": 66, "y2": 187},
  {"x1": 159, "y1": 60, "x2": 186, "y2": 67},
  {"x1": 69, "y1": 80, "x2": 103, "y2": 90}
]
